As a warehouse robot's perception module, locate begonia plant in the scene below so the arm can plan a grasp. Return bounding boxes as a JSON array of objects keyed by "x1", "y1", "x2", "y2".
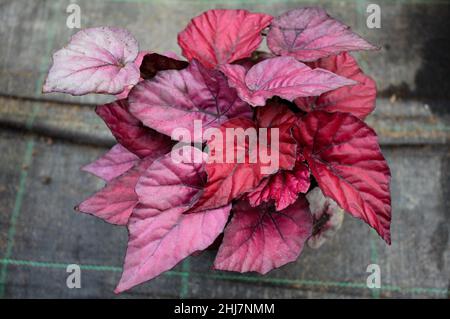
[{"x1": 44, "y1": 7, "x2": 391, "y2": 293}]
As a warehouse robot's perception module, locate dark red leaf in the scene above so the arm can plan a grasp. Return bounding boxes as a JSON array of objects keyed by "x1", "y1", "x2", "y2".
[
  {"x1": 96, "y1": 99, "x2": 174, "y2": 158},
  {"x1": 139, "y1": 53, "x2": 188, "y2": 79},
  {"x1": 295, "y1": 53, "x2": 376, "y2": 119},
  {"x1": 247, "y1": 160, "x2": 310, "y2": 211},
  {"x1": 214, "y1": 197, "x2": 312, "y2": 274},
  {"x1": 294, "y1": 111, "x2": 391, "y2": 243},
  {"x1": 178, "y1": 9, "x2": 272, "y2": 68}
]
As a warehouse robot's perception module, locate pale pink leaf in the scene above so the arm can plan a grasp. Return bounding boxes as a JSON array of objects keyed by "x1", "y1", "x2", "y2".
[
  {"x1": 114, "y1": 50, "x2": 151, "y2": 99},
  {"x1": 267, "y1": 7, "x2": 377, "y2": 62},
  {"x1": 220, "y1": 56, "x2": 356, "y2": 106},
  {"x1": 43, "y1": 27, "x2": 140, "y2": 95}
]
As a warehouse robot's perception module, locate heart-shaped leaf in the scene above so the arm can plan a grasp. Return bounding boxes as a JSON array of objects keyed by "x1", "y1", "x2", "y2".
[
  {"x1": 129, "y1": 60, "x2": 251, "y2": 142},
  {"x1": 214, "y1": 197, "x2": 312, "y2": 274},
  {"x1": 267, "y1": 7, "x2": 377, "y2": 62},
  {"x1": 115, "y1": 147, "x2": 231, "y2": 293},
  {"x1": 43, "y1": 27, "x2": 140, "y2": 95},
  {"x1": 294, "y1": 111, "x2": 391, "y2": 243},
  {"x1": 220, "y1": 56, "x2": 356, "y2": 106},
  {"x1": 178, "y1": 9, "x2": 272, "y2": 68}
]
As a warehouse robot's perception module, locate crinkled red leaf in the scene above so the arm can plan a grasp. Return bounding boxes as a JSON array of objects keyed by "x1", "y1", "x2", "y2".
[
  {"x1": 129, "y1": 60, "x2": 251, "y2": 142},
  {"x1": 96, "y1": 99, "x2": 174, "y2": 158},
  {"x1": 295, "y1": 53, "x2": 376, "y2": 119},
  {"x1": 267, "y1": 7, "x2": 377, "y2": 62},
  {"x1": 189, "y1": 118, "x2": 262, "y2": 211},
  {"x1": 43, "y1": 27, "x2": 140, "y2": 95},
  {"x1": 220, "y1": 56, "x2": 356, "y2": 106},
  {"x1": 82, "y1": 144, "x2": 139, "y2": 181},
  {"x1": 255, "y1": 101, "x2": 298, "y2": 169},
  {"x1": 248, "y1": 161, "x2": 310, "y2": 211},
  {"x1": 214, "y1": 197, "x2": 312, "y2": 274},
  {"x1": 76, "y1": 155, "x2": 156, "y2": 226},
  {"x1": 191, "y1": 103, "x2": 297, "y2": 212},
  {"x1": 306, "y1": 187, "x2": 344, "y2": 249},
  {"x1": 178, "y1": 9, "x2": 272, "y2": 69},
  {"x1": 294, "y1": 111, "x2": 391, "y2": 243},
  {"x1": 115, "y1": 148, "x2": 231, "y2": 293}
]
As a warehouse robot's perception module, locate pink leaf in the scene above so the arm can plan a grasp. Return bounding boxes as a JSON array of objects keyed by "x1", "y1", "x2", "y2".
[
  {"x1": 114, "y1": 50, "x2": 151, "y2": 99},
  {"x1": 178, "y1": 9, "x2": 272, "y2": 69},
  {"x1": 82, "y1": 144, "x2": 139, "y2": 181},
  {"x1": 306, "y1": 187, "x2": 345, "y2": 249},
  {"x1": 294, "y1": 111, "x2": 391, "y2": 243},
  {"x1": 129, "y1": 60, "x2": 252, "y2": 142},
  {"x1": 191, "y1": 102, "x2": 297, "y2": 212},
  {"x1": 214, "y1": 197, "x2": 312, "y2": 274},
  {"x1": 295, "y1": 53, "x2": 377, "y2": 119},
  {"x1": 76, "y1": 155, "x2": 157, "y2": 226},
  {"x1": 267, "y1": 7, "x2": 377, "y2": 62},
  {"x1": 220, "y1": 56, "x2": 356, "y2": 106},
  {"x1": 43, "y1": 27, "x2": 140, "y2": 95},
  {"x1": 115, "y1": 148, "x2": 231, "y2": 293},
  {"x1": 247, "y1": 160, "x2": 310, "y2": 211},
  {"x1": 96, "y1": 99, "x2": 174, "y2": 158}
]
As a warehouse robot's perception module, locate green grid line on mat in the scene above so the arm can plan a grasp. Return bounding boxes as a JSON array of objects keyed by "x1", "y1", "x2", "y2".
[
  {"x1": 0, "y1": 1, "x2": 59, "y2": 298},
  {"x1": 0, "y1": 140, "x2": 35, "y2": 298},
  {"x1": 0, "y1": 258, "x2": 447, "y2": 297},
  {"x1": 180, "y1": 258, "x2": 191, "y2": 299}
]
